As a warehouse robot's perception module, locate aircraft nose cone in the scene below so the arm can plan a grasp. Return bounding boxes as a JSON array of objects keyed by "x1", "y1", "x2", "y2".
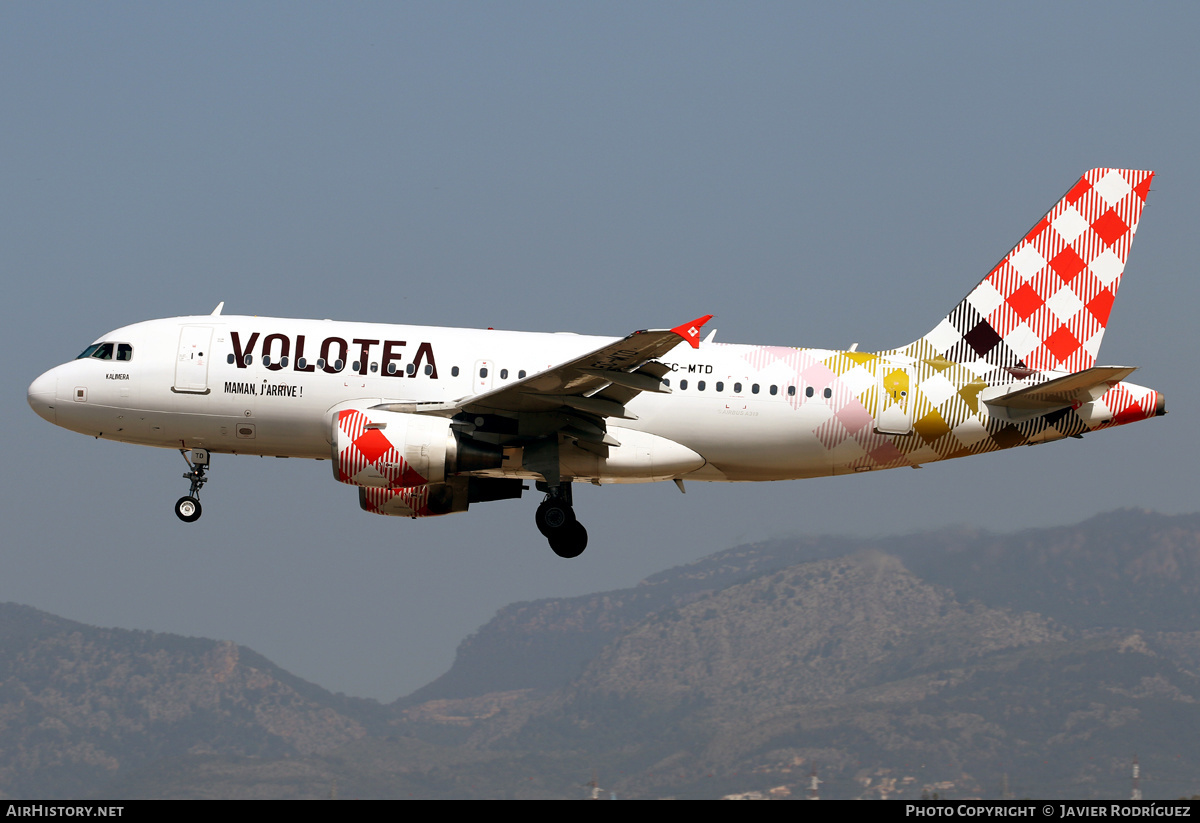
[{"x1": 27, "y1": 370, "x2": 57, "y2": 425}]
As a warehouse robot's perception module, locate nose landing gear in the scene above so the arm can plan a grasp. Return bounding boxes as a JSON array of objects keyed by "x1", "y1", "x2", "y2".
[
  {"x1": 535, "y1": 484, "x2": 588, "y2": 558},
  {"x1": 175, "y1": 448, "x2": 209, "y2": 523}
]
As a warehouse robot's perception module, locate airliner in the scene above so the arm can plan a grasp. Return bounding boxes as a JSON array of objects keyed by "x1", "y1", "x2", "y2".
[{"x1": 28, "y1": 168, "x2": 1164, "y2": 558}]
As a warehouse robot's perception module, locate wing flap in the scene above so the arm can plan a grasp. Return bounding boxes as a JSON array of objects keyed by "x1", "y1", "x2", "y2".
[
  {"x1": 579, "y1": 367, "x2": 670, "y2": 394},
  {"x1": 589, "y1": 362, "x2": 672, "y2": 407}
]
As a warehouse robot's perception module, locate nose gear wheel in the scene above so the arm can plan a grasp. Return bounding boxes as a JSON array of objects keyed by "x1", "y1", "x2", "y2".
[
  {"x1": 175, "y1": 448, "x2": 210, "y2": 523},
  {"x1": 175, "y1": 496, "x2": 202, "y2": 522}
]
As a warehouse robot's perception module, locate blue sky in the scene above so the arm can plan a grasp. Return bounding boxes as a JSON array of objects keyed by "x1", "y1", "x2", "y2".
[{"x1": 3, "y1": 3, "x2": 1197, "y2": 700}]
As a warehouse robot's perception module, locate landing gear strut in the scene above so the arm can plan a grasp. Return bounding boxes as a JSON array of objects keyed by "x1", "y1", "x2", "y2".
[
  {"x1": 535, "y1": 483, "x2": 587, "y2": 558},
  {"x1": 175, "y1": 448, "x2": 209, "y2": 523}
]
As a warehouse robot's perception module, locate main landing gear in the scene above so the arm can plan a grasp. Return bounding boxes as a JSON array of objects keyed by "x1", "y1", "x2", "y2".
[
  {"x1": 175, "y1": 448, "x2": 210, "y2": 523},
  {"x1": 535, "y1": 484, "x2": 588, "y2": 559}
]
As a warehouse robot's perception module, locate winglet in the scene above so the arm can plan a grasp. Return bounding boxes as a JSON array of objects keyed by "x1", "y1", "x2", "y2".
[{"x1": 671, "y1": 315, "x2": 714, "y2": 349}]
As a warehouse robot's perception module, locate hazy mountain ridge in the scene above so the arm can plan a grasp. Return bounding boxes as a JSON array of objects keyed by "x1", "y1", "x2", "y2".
[
  {"x1": 895, "y1": 509, "x2": 1200, "y2": 631},
  {"x1": 4, "y1": 509, "x2": 1200, "y2": 798},
  {"x1": 400, "y1": 534, "x2": 879, "y2": 707},
  {"x1": 412, "y1": 509, "x2": 1200, "y2": 710},
  {"x1": 398, "y1": 511, "x2": 1200, "y2": 797},
  {"x1": 567, "y1": 554, "x2": 1061, "y2": 708},
  {"x1": 0, "y1": 604, "x2": 380, "y2": 798}
]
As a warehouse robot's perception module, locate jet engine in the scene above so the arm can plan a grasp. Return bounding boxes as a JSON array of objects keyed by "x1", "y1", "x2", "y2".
[{"x1": 331, "y1": 408, "x2": 503, "y2": 489}]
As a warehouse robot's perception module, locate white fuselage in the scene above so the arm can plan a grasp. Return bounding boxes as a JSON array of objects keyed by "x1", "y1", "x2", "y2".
[
  {"x1": 28, "y1": 315, "x2": 852, "y2": 483},
  {"x1": 28, "y1": 311, "x2": 1166, "y2": 497}
]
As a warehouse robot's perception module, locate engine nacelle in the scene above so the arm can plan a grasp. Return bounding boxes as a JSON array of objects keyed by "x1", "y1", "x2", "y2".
[
  {"x1": 360, "y1": 477, "x2": 525, "y2": 518},
  {"x1": 332, "y1": 408, "x2": 502, "y2": 489}
]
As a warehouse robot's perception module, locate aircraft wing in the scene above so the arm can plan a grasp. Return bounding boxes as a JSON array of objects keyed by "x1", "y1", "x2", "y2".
[
  {"x1": 377, "y1": 315, "x2": 713, "y2": 421},
  {"x1": 982, "y1": 366, "x2": 1137, "y2": 410}
]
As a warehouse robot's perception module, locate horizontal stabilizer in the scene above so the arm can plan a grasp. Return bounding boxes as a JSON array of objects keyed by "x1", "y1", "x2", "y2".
[{"x1": 983, "y1": 366, "x2": 1137, "y2": 410}]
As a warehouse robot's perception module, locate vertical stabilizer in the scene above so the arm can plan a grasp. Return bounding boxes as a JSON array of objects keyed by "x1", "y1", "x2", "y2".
[{"x1": 900, "y1": 168, "x2": 1153, "y2": 372}]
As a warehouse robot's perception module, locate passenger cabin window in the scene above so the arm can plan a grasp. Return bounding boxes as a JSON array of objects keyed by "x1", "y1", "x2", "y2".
[
  {"x1": 387, "y1": 362, "x2": 398, "y2": 375},
  {"x1": 451, "y1": 366, "x2": 460, "y2": 377},
  {"x1": 823, "y1": 387, "x2": 832, "y2": 399},
  {"x1": 734, "y1": 382, "x2": 742, "y2": 393},
  {"x1": 227, "y1": 354, "x2": 235, "y2": 364},
  {"x1": 479, "y1": 367, "x2": 488, "y2": 378},
  {"x1": 296, "y1": 357, "x2": 307, "y2": 370},
  {"x1": 680, "y1": 379, "x2": 688, "y2": 390},
  {"x1": 698, "y1": 380, "x2": 706, "y2": 391},
  {"x1": 518, "y1": 370, "x2": 527, "y2": 378},
  {"x1": 425, "y1": 364, "x2": 433, "y2": 375},
  {"x1": 751, "y1": 384, "x2": 760, "y2": 394},
  {"x1": 406, "y1": 363, "x2": 416, "y2": 376},
  {"x1": 788, "y1": 386, "x2": 796, "y2": 396},
  {"x1": 370, "y1": 362, "x2": 379, "y2": 373},
  {"x1": 805, "y1": 386, "x2": 814, "y2": 398},
  {"x1": 716, "y1": 381, "x2": 724, "y2": 392},
  {"x1": 317, "y1": 358, "x2": 326, "y2": 369},
  {"x1": 770, "y1": 385, "x2": 778, "y2": 396},
  {"x1": 500, "y1": 369, "x2": 509, "y2": 379}
]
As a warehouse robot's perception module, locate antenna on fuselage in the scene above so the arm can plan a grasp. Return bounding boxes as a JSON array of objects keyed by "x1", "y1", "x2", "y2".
[{"x1": 210, "y1": 302, "x2": 225, "y2": 316}]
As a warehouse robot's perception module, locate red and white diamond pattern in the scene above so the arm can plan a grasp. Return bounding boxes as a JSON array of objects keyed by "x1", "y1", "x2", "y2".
[
  {"x1": 360, "y1": 485, "x2": 432, "y2": 517},
  {"x1": 909, "y1": 168, "x2": 1153, "y2": 372},
  {"x1": 335, "y1": 409, "x2": 428, "y2": 489}
]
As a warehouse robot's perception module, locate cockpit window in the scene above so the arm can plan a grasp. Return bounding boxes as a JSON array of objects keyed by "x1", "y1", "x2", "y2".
[
  {"x1": 78, "y1": 342, "x2": 114, "y2": 360},
  {"x1": 76, "y1": 342, "x2": 133, "y2": 361}
]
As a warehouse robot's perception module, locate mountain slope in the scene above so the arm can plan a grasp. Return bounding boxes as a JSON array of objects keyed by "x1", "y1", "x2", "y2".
[{"x1": 0, "y1": 603, "x2": 383, "y2": 798}]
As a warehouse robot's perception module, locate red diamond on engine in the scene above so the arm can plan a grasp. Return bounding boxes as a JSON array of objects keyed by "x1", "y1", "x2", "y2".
[{"x1": 353, "y1": 427, "x2": 392, "y2": 464}]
